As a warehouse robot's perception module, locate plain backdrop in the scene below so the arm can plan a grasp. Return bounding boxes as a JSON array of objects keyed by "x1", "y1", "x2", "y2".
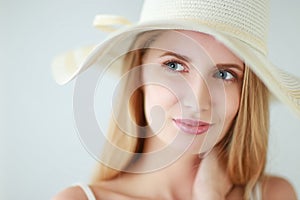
[{"x1": 1, "y1": 0, "x2": 300, "y2": 199}]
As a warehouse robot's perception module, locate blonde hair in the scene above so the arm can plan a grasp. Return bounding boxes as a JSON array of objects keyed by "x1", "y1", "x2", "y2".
[
  {"x1": 90, "y1": 31, "x2": 270, "y2": 200},
  {"x1": 218, "y1": 66, "x2": 270, "y2": 199}
]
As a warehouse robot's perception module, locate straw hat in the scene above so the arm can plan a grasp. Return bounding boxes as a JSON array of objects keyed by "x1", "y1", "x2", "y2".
[{"x1": 52, "y1": 0, "x2": 300, "y2": 117}]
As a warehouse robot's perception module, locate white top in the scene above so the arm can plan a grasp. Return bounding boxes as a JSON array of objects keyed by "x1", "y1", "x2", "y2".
[
  {"x1": 74, "y1": 183, "x2": 96, "y2": 200},
  {"x1": 75, "y1": 182, "x2": 262, "y2": 200}
]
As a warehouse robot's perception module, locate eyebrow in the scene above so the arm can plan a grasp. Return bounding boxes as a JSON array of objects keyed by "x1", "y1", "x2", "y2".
[
  {"x1": 159, "y1": 51, "x2": 192, "y2": 62},
  {"x1": 216, "y1": 63, "x2": 244, "y2": 73}
]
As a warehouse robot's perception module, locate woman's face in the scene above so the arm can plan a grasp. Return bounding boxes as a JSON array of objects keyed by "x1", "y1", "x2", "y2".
[{"x1": 141, "y1": 30, "x2": 244, "y2": 153}]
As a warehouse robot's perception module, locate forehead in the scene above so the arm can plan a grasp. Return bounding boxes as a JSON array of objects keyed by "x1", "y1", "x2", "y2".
[{"x1": 145, "y1": 30, "x2": 243, "y2": 66}]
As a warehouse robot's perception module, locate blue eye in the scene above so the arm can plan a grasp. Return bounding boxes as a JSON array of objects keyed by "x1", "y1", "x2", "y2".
[
  {"x1": 214, "y1": 70, "x2": 235, "y2": 80},
  {"x1": 165, "y1": 61, "x2": 185, "y2": 72}
]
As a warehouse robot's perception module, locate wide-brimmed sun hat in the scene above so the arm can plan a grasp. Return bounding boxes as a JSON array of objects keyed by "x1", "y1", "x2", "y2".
[{"x1": 52, "y1": 0, "x2": 300, "y2": 117}]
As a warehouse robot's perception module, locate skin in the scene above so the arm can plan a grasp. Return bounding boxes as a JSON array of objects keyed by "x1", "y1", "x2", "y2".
[
  {"x1": 52, "y1": 30, "x2": 297, "y2": 200},
  {"x1": 141, "y1": 30, "x2": 244, "y2": 154}
]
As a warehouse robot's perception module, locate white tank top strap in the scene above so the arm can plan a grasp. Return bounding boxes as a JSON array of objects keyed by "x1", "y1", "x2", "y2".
[
  {"x1": 73, "y1": 183, "x2": 97, "y2": 200},
  {"x1": 250, "y1": 181, "x2": 262, "y2": 200}
]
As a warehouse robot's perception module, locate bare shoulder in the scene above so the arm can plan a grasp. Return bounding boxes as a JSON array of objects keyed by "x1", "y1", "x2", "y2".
[
  {"x1": 51, "y1": 186, "x2": 87, "y2": 200},
  {"x1": 262, "y1": 175, "x2": 297, "y2": 200},
  {"x1": 51, "y1": 182, "x2": 127, "y2": 200}
]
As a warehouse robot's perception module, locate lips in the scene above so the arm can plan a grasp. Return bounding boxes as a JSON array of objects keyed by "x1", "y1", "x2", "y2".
[{"x1": 173, "y1": 119, "x2": 211, "y2": 135}]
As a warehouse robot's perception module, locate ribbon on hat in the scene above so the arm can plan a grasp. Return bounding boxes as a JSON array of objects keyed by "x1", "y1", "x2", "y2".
[
  {"x1": 52, "y1": 14, "x2": 132, "y2": 84},
  {"x1": 93, "y1": 14, "x2": 132, "y2": 32}
]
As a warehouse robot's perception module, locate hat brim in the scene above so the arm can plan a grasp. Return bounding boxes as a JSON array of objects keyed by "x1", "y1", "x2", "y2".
[{"x1": 52, "y1": 19, "x2": 300, "y2": 117}]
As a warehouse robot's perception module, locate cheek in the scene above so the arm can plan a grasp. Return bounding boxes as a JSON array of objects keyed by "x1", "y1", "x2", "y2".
[
  {"x1": 143, "y1": 85, "x2": 178, "y2": 122},
  {"x1": 223, "y1": 88, "x2": 241, "y2": 126}
]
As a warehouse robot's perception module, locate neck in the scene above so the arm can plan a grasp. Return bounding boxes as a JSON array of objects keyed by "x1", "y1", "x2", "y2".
[{"x1": 122, "y1": 137, "x2": 201, "y2": 199}]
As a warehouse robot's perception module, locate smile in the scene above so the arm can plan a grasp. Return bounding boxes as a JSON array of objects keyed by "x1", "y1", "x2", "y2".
[{"x1": 173, "y1": 119, "x2": 211, "y2": 135}]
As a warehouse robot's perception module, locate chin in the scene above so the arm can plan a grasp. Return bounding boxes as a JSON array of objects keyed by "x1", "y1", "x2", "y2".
[{"x1": 158, "y1": 132, "x2": 215, "y2": 155}]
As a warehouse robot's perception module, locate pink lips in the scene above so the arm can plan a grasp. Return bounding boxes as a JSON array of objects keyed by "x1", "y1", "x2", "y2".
[{"x1": 173, "y1": 119, "x2": 211, "y2": 135}]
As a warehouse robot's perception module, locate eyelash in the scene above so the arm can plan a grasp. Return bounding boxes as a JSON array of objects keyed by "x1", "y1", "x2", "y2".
[
  {"x1": 161, "y1": 60, "x2": 238, "y2": 82},
  {"x1": 214, "y1": 68, "x2": 237, "y2": 82},
  {"x1": 162, "y1": 60, "x2": 188, "y2": 73}
]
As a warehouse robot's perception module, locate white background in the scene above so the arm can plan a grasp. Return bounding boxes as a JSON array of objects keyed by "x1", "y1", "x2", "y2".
[{"x1": 1, "y1": 0, "x2": 300, "y2": 199}]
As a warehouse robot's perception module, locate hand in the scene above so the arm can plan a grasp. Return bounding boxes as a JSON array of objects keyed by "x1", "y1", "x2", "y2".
[{"x1": 192, "y1": 149, "x2": 233, "y2": 200}]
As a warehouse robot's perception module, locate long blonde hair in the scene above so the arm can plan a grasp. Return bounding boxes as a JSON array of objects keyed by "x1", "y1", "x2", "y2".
[
  {"x1": 91, "y1": 31, "x2": 270, "y2": 200},
  {"x1": 218, "y1": 66, "x2": 270, "y2": 199}
]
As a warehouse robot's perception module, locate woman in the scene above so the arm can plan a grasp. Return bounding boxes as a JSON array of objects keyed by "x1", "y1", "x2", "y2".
[{"x1": 52, "y1": 0, "x2": 299, "y2": 199}]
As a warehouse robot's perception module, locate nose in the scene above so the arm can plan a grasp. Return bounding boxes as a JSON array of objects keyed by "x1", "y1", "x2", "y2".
[{"x1": 181, "y1": 73, "x2": 211, "y2": 112}]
